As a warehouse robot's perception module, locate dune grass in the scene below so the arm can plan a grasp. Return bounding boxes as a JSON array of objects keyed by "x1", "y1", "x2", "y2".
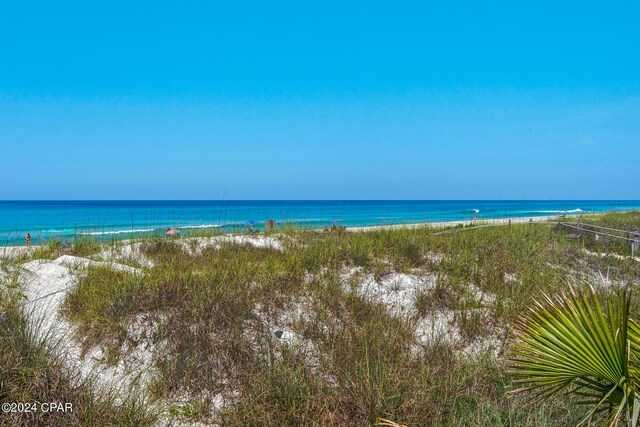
[
  {"x1": 4, "y1": 211, "x2": 640, "y2": 425},
  {"x1": 0, "y1": 278, "x2": 156, "y2": 426}
]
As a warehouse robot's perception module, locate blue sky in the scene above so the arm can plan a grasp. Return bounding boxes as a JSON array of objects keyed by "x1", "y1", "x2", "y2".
[{"x1": 1, "y1": 1, "x2": 638, "y2": 200}]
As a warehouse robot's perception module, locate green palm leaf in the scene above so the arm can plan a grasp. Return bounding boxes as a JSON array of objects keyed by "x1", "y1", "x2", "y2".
[{"x1": 509, "y1": 286, "x2": 640, "y2": 426}]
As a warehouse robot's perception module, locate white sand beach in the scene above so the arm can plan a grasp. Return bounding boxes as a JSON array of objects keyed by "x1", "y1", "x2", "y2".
[
  {"x1": 0, "y1": 214, "x2": 587, "y2": 254},
  {"x1": 345, "y1": 213, "x2": 584, "y2": 232}
]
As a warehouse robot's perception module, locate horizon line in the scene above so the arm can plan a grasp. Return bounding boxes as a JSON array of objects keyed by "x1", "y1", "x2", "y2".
[{"x1": 1, "y1": 199, "x2": 640, "y2": 203}]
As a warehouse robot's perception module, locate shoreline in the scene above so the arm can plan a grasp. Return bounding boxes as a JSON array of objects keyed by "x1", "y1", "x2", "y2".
[
  {"x1": 0, "y1": 213, "x2": 593, "y2": 255},
  {"x1": 1, "y1": 203, "x2": 638, "y2": 245},
  {"x1": 345, "y1": 213, "x2": 586, "y2": 232}
]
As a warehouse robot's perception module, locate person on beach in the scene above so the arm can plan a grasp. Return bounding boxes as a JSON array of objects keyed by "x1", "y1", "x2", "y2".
[{"x1": 25, "y1": 233, "x2": 31, "y2": 247}]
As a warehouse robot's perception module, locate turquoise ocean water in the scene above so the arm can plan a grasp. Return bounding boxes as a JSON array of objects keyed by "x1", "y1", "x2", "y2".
[{"x1": 1, "y1": 200, "x2": 639, "y2": 246}]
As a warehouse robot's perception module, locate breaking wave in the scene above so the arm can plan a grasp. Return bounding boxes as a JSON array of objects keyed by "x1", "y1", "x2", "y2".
[
  {"x1": 533, "y1": 208, "x2": 583, "y2": 214},
  {"x1": 79, "y1": 228, "x2": 156, "y2": 236},
  {"x1": 41, "y1": 228, "x2": 75, "y2": 233}
]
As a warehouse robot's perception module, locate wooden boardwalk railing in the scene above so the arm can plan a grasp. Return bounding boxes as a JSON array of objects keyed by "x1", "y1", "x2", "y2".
[{"x1": 556, "y1": 222, "x2": 640, "y2": 257}]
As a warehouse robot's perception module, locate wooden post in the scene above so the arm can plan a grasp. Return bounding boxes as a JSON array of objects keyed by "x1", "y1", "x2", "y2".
[
  {"x1": 605, "y1": 233, "x2": 609, "y2": 256},
  {"x1": 508, "y1": 219, "x2": 511, "y2": 228},
  {"x1": 578, "y1": 221, "x2": 582, "y2": 243},
  {"x1": 529, "y1": 218, "x2": 532, "y2": 225},
  {"x1": 634, "y1": 231, "x2": 639, "y2": 258},
  {"x1": 265, "y1": 219, "x2": 276, "y2": 232},
  {"x1": 556, "y1": 221, "x2": 560, "y2": 231}
]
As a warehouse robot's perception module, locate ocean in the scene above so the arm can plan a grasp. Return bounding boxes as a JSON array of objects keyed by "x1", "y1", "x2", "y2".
[{"x1": 1, "y1": 200, "x2": 639, "y2": 245}]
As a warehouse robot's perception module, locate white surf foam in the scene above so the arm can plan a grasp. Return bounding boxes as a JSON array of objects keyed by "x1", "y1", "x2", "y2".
[
  {"x1": 79, "y1": 228, "x2": 156, "y2": 236},
  {"x1": 179, "y1": 224, "x2": 222, "y2": 230},
  {"x1": 534, "y1": 208, "x2": 583, "y2": 214}
]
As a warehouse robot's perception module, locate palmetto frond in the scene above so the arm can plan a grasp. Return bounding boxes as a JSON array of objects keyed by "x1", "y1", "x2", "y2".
[{"x1": 509, "y1": 286, "x2": 640, "y2": 426}]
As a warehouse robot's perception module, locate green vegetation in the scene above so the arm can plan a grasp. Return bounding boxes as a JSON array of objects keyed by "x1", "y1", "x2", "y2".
[
  {"x1": 15, "y1": 235, "x2": 103, "y2": 261},
  {"x1": 0, "y1": 274, "x2": 156, "y2": 426},
  {"x1": 509, "y1": 287, "x2": 640, "y2": 426},
  {"x1": 2, "y1": 211, "x2": 640, "y2": 425},
  {"x1": 588, "y1": 211, "x2": 640, "y2": 232},
  {"x1": 556, "y1": 211, "x2": 640, "y2": 257}
]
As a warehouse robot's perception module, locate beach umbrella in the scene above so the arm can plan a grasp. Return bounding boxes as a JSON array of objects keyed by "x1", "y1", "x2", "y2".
[
  {"x1": 245, "y1": 220, "x2": 258, "y2": 226},
  {"x1": 165, "y1": 228, "x2": 180, "y2": 236},
  {"x1": 329, "y1": 218, "x2": 341, "y2": 224}
]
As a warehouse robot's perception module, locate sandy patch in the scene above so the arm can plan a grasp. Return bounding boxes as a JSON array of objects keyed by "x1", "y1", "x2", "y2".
[
  {"x1": 17, "y1": 256, "x2": 154, "y2": 398},
  {"x1": 99, "y1": 242, "x2": 156, "y2": 268},
  {"x1": 346, "y1": 269, "x2": 501, "y2": 355},
  {"x1": 356, "y1": 272, "x2": 437, "y2": 317},
  {"x1": 176, "y1": 235, "x2": 284, "y2": 255},
  {"x1": 582, "y1": 248, "x2": 640, "y2": 263}
]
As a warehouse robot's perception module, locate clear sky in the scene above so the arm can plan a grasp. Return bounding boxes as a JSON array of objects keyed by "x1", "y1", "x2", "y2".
[{"x1": 1, "y1": 1, "x2": 638, "y2": 200}]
